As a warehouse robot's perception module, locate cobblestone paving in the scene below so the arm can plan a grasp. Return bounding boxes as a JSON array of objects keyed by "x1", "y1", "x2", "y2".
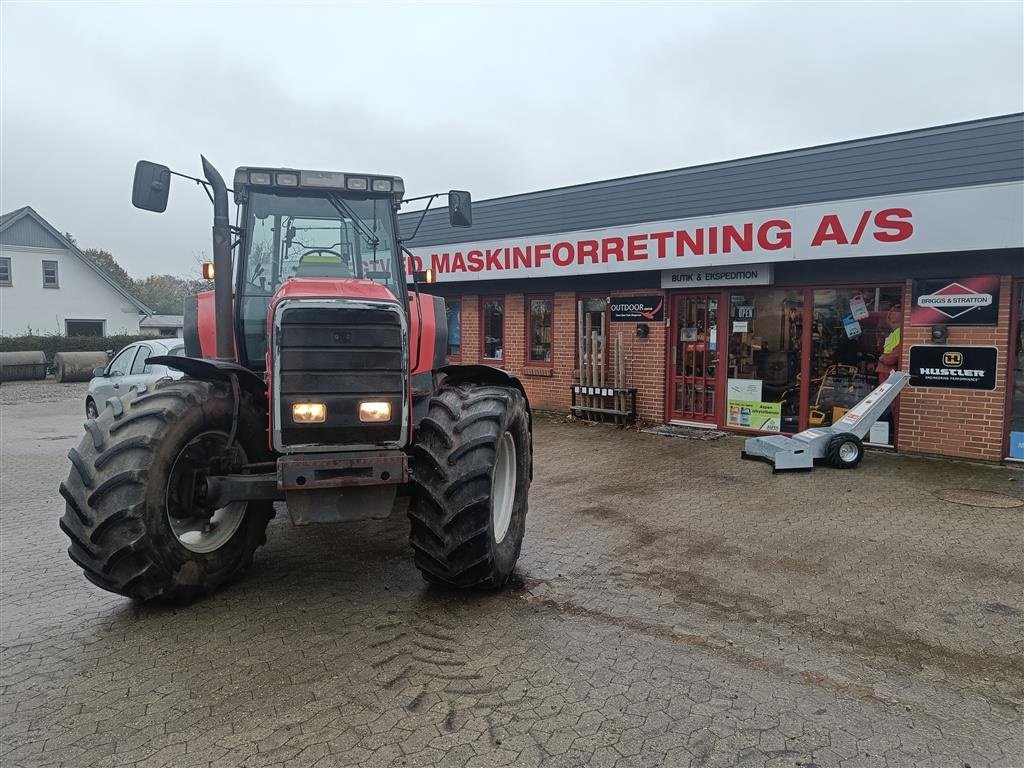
[{"x1": 2, "y1": 381, "x2": 1022, "y2": 767}]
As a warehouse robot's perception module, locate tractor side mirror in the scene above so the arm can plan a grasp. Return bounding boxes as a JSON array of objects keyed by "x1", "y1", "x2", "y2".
[
  {"x1": 448, "y1": 190, "x2": 472, "y2": 228},
  {"x1": 132, "y1": 160, "x2": 171, "y2": 213}
]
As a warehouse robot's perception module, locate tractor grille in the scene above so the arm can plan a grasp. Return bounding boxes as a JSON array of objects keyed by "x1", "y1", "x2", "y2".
[{"x1": 275, "y1": 302, "x2": 406, "y2": 451}]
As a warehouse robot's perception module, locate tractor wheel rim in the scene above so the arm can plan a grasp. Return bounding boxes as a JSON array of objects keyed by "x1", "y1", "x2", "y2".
[
  {"x1": 839, "y1": 442, "x2": 859, "y2": 462},
  {"x1": 166, "y1": 430, "x2": 247, "y2": 554},
  {"x1": 491, "y1": 431, "x2": 516, "y2": 544}
]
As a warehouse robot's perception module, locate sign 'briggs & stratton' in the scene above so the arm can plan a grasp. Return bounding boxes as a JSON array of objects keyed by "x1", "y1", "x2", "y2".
[{"x1": 911, "y1": 275, "x2": 1000, "y2": 326}]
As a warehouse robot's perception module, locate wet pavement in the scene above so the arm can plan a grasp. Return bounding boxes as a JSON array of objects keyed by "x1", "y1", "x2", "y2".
[{"x1": 1, "y1": 380, "x2": 1022, "y2": 768}]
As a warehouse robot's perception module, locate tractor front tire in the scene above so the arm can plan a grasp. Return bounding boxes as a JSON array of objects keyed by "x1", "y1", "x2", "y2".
[
  {"x1": 409, "y1": 384, "x2": 531, "y2": 589},
  {"x1": 826, "y1": 433, "x2": 864, "y2": 469},
  {"x1": 59, "y1": 379, "x2": 274, "y2": 602}
]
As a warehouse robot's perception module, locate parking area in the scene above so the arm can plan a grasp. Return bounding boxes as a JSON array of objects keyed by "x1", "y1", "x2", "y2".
[{"x1": 1, "y1": 379, "x2": 1022, "y2": 768}]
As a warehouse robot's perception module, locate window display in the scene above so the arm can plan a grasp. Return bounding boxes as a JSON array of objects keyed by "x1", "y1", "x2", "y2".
[
  {"x1": 445, "y1": 300, "x2": 461, "y2": 359},
  {"x1": 727, "y1": 290, "x2": 803, "y2": 433},
  {"x1": 482, "y1": 298, "x2": 504, "y2": 360},
  {"x1": 808, "y1": 287, "x2": 902, "y2": 444},
  {"x1": 1009, "y1": 283, "x2": 1024, "y2": 460},
  {"x1": 529, "y1": 297, "x2": 553, "y2": 363}
]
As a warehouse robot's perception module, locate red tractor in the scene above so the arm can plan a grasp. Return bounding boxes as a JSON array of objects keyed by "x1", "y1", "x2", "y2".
[{"x1": 60, "y1": 158, "x2": 532, "y2": 601}]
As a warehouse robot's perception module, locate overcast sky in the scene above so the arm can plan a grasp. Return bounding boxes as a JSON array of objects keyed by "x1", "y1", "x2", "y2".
[{"x1": 2, "y1": 1, "x2": 1022, "y2": 278}]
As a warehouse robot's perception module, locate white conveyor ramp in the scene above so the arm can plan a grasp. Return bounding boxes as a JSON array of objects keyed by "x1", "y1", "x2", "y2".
[{"x1": 742, "y1": 371, "x2": 910, "y2": 472}]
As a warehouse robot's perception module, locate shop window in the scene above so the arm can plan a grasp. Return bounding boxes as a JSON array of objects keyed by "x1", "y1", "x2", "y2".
[
  {"x1": 727, "y1": 290, "x2": 803, "y2": 433},
  {"x1": 482, "y1": 298, "x2": 504, "y2": 360},
  {"x1": 445, "y1": 300, "x2": 462, "y2": 360},
  {"x1": 808, "y1": 287, "x2": 902, "y2": 445},
  {"x1": 1007, "y1": 282, "x2": 1023, "y2": 460},
  {"x1": 577, "y1": 296, "x2": 607, "y2": 368},
  {"x1": 528, "y1": 296, "x2": 553, "y2": 363}
]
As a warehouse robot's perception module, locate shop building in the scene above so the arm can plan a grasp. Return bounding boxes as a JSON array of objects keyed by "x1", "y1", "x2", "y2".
[{"x1": 401, "y1": 114, "x2": 1024, "y2": 462}]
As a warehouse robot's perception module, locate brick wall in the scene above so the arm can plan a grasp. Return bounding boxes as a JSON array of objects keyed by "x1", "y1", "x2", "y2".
[
  {"x1": 896, "y1": 276, "x2": 1012, "y2": 461},
  {"x1": 447, "y1": 289, "x2": 668, "y2": 423}
]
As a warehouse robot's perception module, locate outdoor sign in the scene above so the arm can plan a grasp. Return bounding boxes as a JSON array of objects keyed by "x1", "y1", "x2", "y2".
[
  {"x1": 609, "y1": 296, "x2": 664, "y2": 322},
  {"x1": 406, "y1": 182, "x2": 1023, "y2": 282},
  {"x1": 661, "y1": 263, "x2": 773, "y2": 289},
  {"x1": 908, "y1": 345, "x2": 998, "y2": 390},
  {"x1": 911, "y1": 275, "x2": 1000, "y2": 326}
]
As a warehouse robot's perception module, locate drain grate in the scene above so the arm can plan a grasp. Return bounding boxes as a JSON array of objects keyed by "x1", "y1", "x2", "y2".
[{"x1": 934, "y1": 489, "x2": 1023, "y2": 509}]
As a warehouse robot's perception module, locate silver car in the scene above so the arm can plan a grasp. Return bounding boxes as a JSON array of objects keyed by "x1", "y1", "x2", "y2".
[{"x1": 85, "y1": 338, "x2": 186, "y2": 418}]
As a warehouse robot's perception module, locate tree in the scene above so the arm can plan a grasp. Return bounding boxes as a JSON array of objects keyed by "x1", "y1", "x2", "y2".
[
  {"x1": 82, "y1": 248, "x2": 134, "y2": 291},
  {"x1": 133, "y1": 274, "x2": 208, "y2": 314},
  {"x1": 78, "y1": 245, "x2": 203, "y2": 315}
]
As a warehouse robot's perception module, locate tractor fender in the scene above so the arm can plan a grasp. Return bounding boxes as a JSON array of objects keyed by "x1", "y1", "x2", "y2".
[
  {"x1": 438, "y1": 364, "x2": 532, "y2": 421},
  {"x1": 147, "y1": 355, "x2": 267, "y2": 405}
]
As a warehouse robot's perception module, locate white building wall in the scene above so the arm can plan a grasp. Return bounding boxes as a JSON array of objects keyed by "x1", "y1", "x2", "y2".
[{"x1": 0, "y1": 245, "x2": 143, "y2": 335}]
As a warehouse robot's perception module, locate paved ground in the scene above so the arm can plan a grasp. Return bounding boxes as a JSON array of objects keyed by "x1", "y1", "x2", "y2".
[{"x1": 1, "y1": 379, "x2": 1022, "y2": 768}]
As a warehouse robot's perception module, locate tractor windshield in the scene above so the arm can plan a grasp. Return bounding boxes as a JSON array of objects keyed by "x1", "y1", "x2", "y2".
[
  {"x1": 243, "y1": 190, "x2": 400, "y2": 293},
  {"x1": 237, "y1": 189, "x2": 402, "y2": 370}
]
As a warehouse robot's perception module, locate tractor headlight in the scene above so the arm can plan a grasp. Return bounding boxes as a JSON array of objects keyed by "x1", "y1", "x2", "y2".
[
  {"x1": 358, "y1": 401, "x2": 392, "y2": 422},
  {"x1": 292, "y1": 402, "x2": 326, "y2": 423}
]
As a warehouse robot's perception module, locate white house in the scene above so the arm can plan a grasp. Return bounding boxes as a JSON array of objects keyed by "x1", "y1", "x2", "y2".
[{"x1": 0, "y1": 206, "x2": 150, "y2": 336}]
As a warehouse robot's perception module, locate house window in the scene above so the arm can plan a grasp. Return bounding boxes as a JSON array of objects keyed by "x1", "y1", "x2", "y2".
[
  {"x1": 445, "y1": 299, "x2": 462, "y2": 360},
  {"x1": 528, "y1": 296, "x2": 553, "y2": 363},
  {"x1": 0, "y1": 257, "x2": 11, "y2": 286},
  {"x1": 42, "y1": 260, "x2": 59, "y2": 288},
  {"x1": 65, "y1": 319, "x2": 105, "y2": 337},
  {"x1": 482, "y1": 298, "x2": 504, "y2": 360}
]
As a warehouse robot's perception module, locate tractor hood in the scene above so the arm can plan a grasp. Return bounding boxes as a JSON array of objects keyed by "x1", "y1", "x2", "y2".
[{"x1": 271, "y1": 277, "x2": 400, "y2": 305}]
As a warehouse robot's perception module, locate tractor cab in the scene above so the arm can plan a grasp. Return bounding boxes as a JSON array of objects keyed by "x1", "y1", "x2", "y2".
[{"x1": 230, "y1": 167, "x2": 409, "y2": 370}]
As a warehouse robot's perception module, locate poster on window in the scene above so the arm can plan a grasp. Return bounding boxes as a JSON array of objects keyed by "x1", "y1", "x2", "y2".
[
  {"x1": 911, "y1": 275, "x2": 1000, "y2": 326},
  {"x1": 726, "y1": 400, "x2": 782, "y2": 431}
]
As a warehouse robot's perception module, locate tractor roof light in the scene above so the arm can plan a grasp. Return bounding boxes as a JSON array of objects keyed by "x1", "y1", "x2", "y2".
[
  {"x1": 299, "y1": 170, "x2": 347, "y2": 188},
  {"x1": 234, "y1": 167, "x2": 405, "y2": 199}
]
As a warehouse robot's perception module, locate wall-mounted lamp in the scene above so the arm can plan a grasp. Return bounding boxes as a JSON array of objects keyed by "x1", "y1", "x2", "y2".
[
  {"x1": 930, "y1": 325, "x2": 948, "y2": 344},
  {"x1": 636, "y1": 323, "x2": 650, "y2": 338}
]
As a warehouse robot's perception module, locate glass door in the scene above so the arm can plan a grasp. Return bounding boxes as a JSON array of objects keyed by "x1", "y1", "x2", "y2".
[{"x1": 669, "y1": 294, "x2": 719, "y2": 423}]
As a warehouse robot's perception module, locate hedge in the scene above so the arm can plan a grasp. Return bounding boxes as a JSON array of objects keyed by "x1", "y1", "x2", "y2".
[{"x1": 0, "y1": 334, "x2": 159, "y2": 365}]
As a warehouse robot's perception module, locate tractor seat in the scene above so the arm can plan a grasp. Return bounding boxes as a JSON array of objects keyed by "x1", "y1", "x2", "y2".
[{"x1": 294, "y1": 252, "x2": 352, "y2": 278}]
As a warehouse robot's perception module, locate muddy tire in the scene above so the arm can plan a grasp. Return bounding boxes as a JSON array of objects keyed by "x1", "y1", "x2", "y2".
[
  {"x1": 826, "y1": 433, "x2": 864, "y2": 469},
  {"x1": 408, "y1": 384, "x2": 531, "y2": 589},
  {"x1": 59, "y1": 379, "x2": 274, "y2": 602}
]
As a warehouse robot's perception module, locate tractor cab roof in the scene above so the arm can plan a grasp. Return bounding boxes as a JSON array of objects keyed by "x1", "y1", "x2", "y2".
[{"x1": 233, "y1": 167, "x2": 405, "y2": 202}]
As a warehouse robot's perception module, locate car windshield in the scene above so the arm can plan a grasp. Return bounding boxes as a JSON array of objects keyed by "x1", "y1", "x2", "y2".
[{"x1": 242, "y1": 190, "x2": 400, "y2": 295}]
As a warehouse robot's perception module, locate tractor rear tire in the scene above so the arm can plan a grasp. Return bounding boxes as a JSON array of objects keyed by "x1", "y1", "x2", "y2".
[
  {"x1": 826, "y1": 433, "x2": 864, "y2": 469},
  {"x1": 408, "y1": 384, "x2": 531, "y2": 589},
  {"x1": 59, "y1": 379, "x2": 274, "y2": 602}
]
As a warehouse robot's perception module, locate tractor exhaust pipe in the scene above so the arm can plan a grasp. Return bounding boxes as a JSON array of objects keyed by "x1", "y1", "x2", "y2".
[{"x1": 201, "y1": 156, "x2": 235, "y2": 362}]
